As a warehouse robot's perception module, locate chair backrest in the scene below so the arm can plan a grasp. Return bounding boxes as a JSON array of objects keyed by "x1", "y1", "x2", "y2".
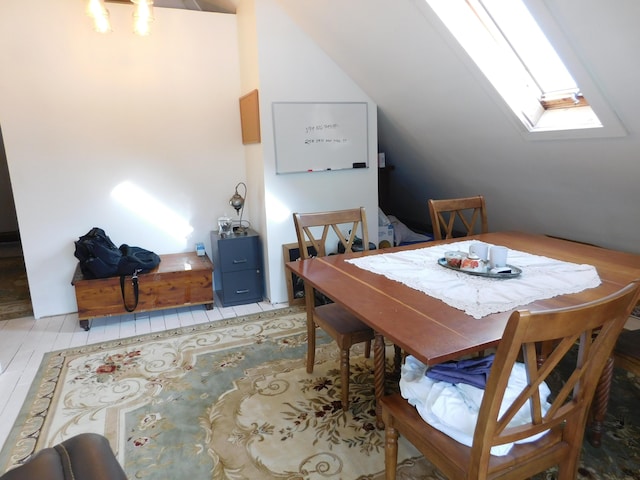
[
  {"x1": 469, "y1": 280, "x2": 640, "y2": 476},
  {"x1": 292, "y1": 207, "x2": 369, "y2": 258},
  {"x1": 428, "y1": 195, "x2": 488, "y2": 240}
]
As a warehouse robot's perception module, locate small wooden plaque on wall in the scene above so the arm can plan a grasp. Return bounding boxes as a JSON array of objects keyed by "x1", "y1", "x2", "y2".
[{"x1": 239, "y1": 89, "x2": 261, "y2": 144}]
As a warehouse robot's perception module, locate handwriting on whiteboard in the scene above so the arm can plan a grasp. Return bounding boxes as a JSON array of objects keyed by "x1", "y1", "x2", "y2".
[
  {"x1": 304, "y1": 123, "x2": 349, "y2": 145},
  {"x1": 305, "y1": 123, "x2": 338, "y2": 133},
  {"x1": 304, "y1": 138, "x2": 349, "y2": 144}
]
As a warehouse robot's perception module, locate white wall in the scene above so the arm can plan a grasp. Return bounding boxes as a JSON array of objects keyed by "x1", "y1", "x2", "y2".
[
  {"x1": 0, "y1": 0, "x2": 378, "y2": 317},
  {"x1": 249, "y1": 0, "x2": 379, "y2": 304},
  {"x1": 0, "y1": 1, "x2": 244, "y2": 318}
]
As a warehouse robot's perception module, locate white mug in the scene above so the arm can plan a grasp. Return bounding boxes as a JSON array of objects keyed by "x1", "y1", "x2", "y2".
[
  {"x1": 469, "y1": 242, "x2": 489, "y2": 261},
  {"x1": 489, "y1": 246, "x2": 508, "y2": 268}
]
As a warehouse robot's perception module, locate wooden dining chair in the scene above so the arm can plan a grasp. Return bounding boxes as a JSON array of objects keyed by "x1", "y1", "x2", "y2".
[
  {"x1": 381, "y1": 280, "x2": 640, "y2": 480},
  {"x1": 292, "y1": 207, "x2": 374, "y2": 410},
  {"x1": 428, "y1": 195, "x2": 488, "y2": 240}
]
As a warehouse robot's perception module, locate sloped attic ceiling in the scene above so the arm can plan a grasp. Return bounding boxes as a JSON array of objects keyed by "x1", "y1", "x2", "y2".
[
  {"x1": 270, "y1": 0, "x2": 640, "y2": 255},
  {"x1": 107, "y1": 0, "x2": 236, "y2": 13},
  {"x1": 152, "y1": 0, "x2": 237, "y2": 13}
]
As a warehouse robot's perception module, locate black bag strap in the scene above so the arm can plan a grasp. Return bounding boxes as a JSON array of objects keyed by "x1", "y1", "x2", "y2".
[{"x1": 119, "y1": 269, "x2": 142, "y2": 312}]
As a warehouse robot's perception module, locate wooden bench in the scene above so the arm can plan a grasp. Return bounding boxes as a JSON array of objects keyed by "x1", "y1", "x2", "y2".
[{"x1": 72, "y1": 252, "x2": 214, "y2": 330}]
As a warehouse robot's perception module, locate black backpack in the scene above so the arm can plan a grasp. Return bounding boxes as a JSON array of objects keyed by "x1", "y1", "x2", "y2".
[
  {"x1": 117, "y1": 244, "x2": 161, "y2": 276},
  {"x1": 74, "y1": 228, "x2": 122, "y2": 279},
  {"x1": 74, "y1": 227, "x2": 161, "y2": 279}
]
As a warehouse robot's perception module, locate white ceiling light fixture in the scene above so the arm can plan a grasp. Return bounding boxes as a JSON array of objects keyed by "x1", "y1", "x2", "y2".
[
  {"x1": 86, "y1": 0, "x2": 112, "y2": 33},
  {"x1": 132, "y1": 0, "x2": 154, "y2": 36},
  {"x1": 86, "y1": 0, "x2": 154, "y2": 36}
]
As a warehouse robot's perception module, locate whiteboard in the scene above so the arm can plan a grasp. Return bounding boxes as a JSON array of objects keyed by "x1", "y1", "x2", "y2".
[{"x1": 272, "y1": 102, "x2": 369, "y2": 174}]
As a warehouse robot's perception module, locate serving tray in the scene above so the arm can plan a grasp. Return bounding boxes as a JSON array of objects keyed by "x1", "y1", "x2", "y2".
[{"x1": 437, "y1": 258, "x2": 522, "y2": 279}]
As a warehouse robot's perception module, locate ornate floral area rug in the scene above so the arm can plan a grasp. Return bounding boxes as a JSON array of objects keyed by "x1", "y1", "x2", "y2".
[{"x1": 1, "y1": 306, "x2": 638, "y2": 479}]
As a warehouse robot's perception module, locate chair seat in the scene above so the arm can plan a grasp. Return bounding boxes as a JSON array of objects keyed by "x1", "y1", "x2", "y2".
[
  {"x1": 382, "y1": 393, "x2": 569, "y2": 480},
  {"x1": 315, "y1": 303, "x2": 374, "y2": 345}
]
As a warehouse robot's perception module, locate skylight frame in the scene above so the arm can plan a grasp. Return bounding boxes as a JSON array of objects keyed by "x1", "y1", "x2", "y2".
[
  {"x1": 421, "y1": 0, "x2": 626, "y2": 140},
  {"x1": 477, "y1": 0, "x2": 580, "y2": 101}
]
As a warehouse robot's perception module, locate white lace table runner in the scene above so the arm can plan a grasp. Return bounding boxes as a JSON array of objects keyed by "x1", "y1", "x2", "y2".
[{"x1": 346, "y1": 240, "x2": 601, "y2": 319}]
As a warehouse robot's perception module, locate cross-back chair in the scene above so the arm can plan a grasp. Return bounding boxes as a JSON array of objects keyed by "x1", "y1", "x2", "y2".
[
  {"x1": 292, "y1": 207, "x2": 374, "y2": 410},
  {"x1": 428, "y1": 195, "x2": 488, "y2": 240},
  {"x1": 381, "y1": 280, "x2": 640, "y2": 480}
]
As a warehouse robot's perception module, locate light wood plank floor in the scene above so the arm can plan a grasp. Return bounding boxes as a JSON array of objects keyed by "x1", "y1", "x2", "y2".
[{"x1": 0, "y1": 300, "x2": 285, "y2": 452}]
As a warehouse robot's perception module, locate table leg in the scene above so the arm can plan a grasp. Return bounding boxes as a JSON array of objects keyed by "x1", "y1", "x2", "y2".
[
  {"x1": 392, "y1": 345, "x2": 403, "y2": 380},
  {"x1": 374, "y1": 332, "x2": 386, "y2": 429}
]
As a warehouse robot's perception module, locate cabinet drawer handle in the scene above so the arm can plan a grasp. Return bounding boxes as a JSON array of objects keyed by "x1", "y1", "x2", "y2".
[
  {"x1": 235, "y1": 289, "x2": 250, "y2": 294},
  {"x1": 232, "y1": 259, "x2": 248, "y2": 264}
]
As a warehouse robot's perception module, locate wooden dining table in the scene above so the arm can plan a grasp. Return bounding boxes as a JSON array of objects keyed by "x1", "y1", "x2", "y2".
[{"x1": 285, "y1": 231, "x2": 640, "y2": 442}]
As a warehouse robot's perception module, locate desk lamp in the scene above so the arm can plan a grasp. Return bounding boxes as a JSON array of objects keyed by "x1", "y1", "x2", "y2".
[{"x1": 229, "y1": 182, "x2": 247, "y2": 235}]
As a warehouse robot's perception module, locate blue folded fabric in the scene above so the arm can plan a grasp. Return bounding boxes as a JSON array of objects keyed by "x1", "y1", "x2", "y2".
[{"x1": 426, "y1": 354, "x2": 495, "y2": 389}]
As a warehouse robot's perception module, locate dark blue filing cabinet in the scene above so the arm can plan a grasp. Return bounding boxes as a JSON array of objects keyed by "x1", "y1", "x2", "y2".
[{"x1": 210, "y1": 229, "x2": 263, "y2": 307}]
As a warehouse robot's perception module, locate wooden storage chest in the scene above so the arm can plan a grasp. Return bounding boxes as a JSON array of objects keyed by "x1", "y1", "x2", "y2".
[{"x1": 72, "y1": 252, "x2": 214, "y2": 330}]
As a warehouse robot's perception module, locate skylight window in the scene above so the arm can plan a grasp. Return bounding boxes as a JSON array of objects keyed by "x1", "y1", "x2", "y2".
[{"x1": 425, "y1": 0, "x2": 603, "y2": 133}]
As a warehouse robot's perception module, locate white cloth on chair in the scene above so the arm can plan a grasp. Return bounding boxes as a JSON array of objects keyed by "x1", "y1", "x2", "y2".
[{"x1": 399, "y1": 355, "x2": 551, "y2": 456}]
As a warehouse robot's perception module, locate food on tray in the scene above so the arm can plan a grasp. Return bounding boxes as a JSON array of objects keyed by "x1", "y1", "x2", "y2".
[
  {"x1": 460, "y1": 254, "x2": 487, "y2": 273},
  {"x1": 444, "y1": 251, "x2": 465, "y2": 268}
]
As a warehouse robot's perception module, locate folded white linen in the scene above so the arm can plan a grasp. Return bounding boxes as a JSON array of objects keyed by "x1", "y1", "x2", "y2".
[
  {"x1": 346, "y1": 240, "x2": 601, "y2": 318},
  {"x1": 399, "y1": 355, "x2": 551, "y2": 456}
]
